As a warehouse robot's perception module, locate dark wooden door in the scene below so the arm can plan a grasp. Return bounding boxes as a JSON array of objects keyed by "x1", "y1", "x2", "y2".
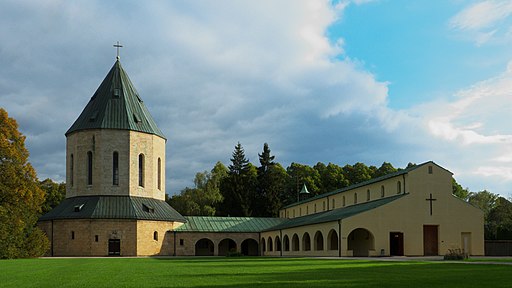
[
  {"x1": 390, "y1": 232, "x2": 404, "y2": 256},
  {"x1": 423, "y1": 225, "x2": 438, "y2": 256},
  {"x1": 108, "y1": 239, "x2": 120, "y2": 256}
]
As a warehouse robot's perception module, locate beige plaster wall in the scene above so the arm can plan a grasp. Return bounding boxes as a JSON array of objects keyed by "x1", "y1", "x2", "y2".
[
  {"x1": 172, "y1": 232, "x2": 260, "y2": 256},
  {"x1": 66, "y1": 129, "x2": 165, "y2": 200}
]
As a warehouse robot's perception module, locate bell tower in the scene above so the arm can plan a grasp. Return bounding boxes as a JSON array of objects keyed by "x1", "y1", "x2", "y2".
[{"x1": 65, "y1": 59, "x2": 167, "y2": 200}]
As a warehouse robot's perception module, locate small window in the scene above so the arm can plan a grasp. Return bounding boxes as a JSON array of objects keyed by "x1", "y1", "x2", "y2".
[
  {"x1": 95, "y1": 235, "x2": 99, "y2": 242},
  {"x1": 70, "y1": 154, "x2": 74, "y2": 187},
  {"x1": 293, "y1": 210, "x2": 295, "y2": 217},
  {"x1": 343, "y1": 196, "x2": 346, "y2": 207},
  {"x1": 180, "y1": 239, "x2": 184, "y2": 246},
  {"x1": 299, "y1": 207, "x2": 302, "y2": 216},
  {"x1": 133, "y1": 113, "x2": 142, "y2": 123},
  {"x1": 157, "y1": 158, "x2": 162, "y2": 190},
  {"x1": 71, "y1": 231, "x2": 75, "y2": 240},
  {"x1": 323, "y1": 201, "x2": 326, "y2": 211},
  {"x1": 428, "y1": 166, "x2": 433, "y2": 174},
  {"x1": 314, "y1": 204, "x2": 317, "y2": 213},
  {"x1": 89, "y1": 111, "x2": 98, "y2": 122},
  {"x1": 74, "y1": 204, "x2": 85, "y2": 212},
  {"x1": 87, "y1": 151, "x2": 93, "y2": 185},
  {"x1": 113, "y1": 152, "x2": 119, "y2": 186},
  {"x1": 354, "y1": 193, "x2": 358, "y2": 204},
  {"x1": 306, "y1": 206, "x2": 308, "y2": 215},
  {"x1": 381, "y1": 186, "x2": 385, "y2": 198},
  {"x1": 332, "y1": 199, "x2": 335, "y2": 209},
  {"x1": 139, "y1": 154, "x2": 145, "y2": 187},
  {"x1": 397, "y1": 181, "x2": 402, "y2": 194},
  {"x1": 153, "y1": 231, "x2": 158, "y2": 241},
  {"x1": 113, "y1": 88, "x2": 120, "y2": 98},
  {"x1": 143, "y1": 204, "x2": 155, "y2": 213},
  {"x1": 367, "y1": 189, "x2": 370, "y2": 201}
]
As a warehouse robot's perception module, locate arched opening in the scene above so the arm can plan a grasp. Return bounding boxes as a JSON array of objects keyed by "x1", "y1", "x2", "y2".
[
  {"x1": 302, "y1": 232, "x2": 311, "y2": 251},
  {"x1": 347, "y1": 228, "x2": 375, "y2": 257},
  {"x1": 327, "y1": 229, "x2": 339, "y2": 250},
  {"x1": 292, "y1": 234, "x2": 299, "y2": 251},
  {"x1": 275, "y1": 236, "x2": 281, "y2": 252},
  {"x1": 153, "y1": 231, "x2": 158, "y2": 241},
  {"x1": 218, "y1": 238, "x2": 237, "y2": 256},
  {"x1": 241, "y1": 239, "x2": 259, "y2": 256},
  {"x1": 283, "y1": 235, "x2": 290, "y2": 251},
  {"x1": 261, "y1": 237, "x2": 266, "y2": 253},
  {"x1": 195, "y1": 238, "x2": 214, "y2": 256},
  {"x1": 268, "y1": 237, "x2": 273, "y2": 252},
  {"x1": 314, "y1": 231, "x2": 324, "y2": 251}
]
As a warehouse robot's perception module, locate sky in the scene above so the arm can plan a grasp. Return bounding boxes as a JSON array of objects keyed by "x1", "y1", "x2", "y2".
[{"x1": 1, "y1": 0, "x2": 511, "y2": 197}]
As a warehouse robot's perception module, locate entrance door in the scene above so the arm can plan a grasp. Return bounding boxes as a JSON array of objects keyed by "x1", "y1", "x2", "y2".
[
  {"x1": 108, "y1": 239, "x2": 121, "y2": 256},
  {"x1": 390, "y1": 232, "x2": 404, "y2": 256},
  {"x1": 461, "y1": 232, "x2": 471, "y2": 256},
  {"x1": 423, "y1": 225, "x2": 438, "y2": 256}
]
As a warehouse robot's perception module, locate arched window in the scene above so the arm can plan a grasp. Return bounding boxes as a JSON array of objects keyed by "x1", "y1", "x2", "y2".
[
  {"x1": 153, "y1": 231, "x2": 158, "y2": 241},
  {"x1": 343, "y1": 196, "x2": 346, "y2": 207},
  {"x1": 381, "y1": 185, "x2": 385, "y2": 198},
  {"x1": 323, "y1": 201, "x2": 326, "y2": 211},
  {"x1": 332, "y1": 199, "x2": 335, "y2": 209},
  {"x1": 87, "y1": 151, "x2": 93, "y2": 185},
  {"x1": 113, "y1": 152, "x2": 119, "y2": 186},
  {"x1": 139, "y1": 154, "x2": 145, "y2": 187},
  {"x1": 354, "y1": 193, "x2": 357, "y2": 204},
  {"x1": 157, "y1": 158, "x2": 162, "y2": 190},
  {"x1": 314, "y1": 204, "x2": 317, "y2": 213},
  {"x1": 397, "y1": 181, "x2": 402, "y2": 194},
  {"x1": 70, "y1": 154, "x2": 74, "y2": 187},
  {"x1": 367, "y1": 189, "x2": 370, "y2": 201}
]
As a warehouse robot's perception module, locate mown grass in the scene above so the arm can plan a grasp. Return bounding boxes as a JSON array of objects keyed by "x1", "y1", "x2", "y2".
[{"x1": 0, "y1": 257, "x2": 510, "y2": 288}]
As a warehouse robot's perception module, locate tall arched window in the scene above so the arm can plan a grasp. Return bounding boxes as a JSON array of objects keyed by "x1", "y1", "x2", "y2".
[
  {"x1": 397, "y1": 181, "x2": 402, "y2": 194},
  {"x1": 157, "y1": 157, "x2": 162, "y2": 190},
  {"x1": 343, "y1": 196, "x2": 346, "y2": 207},
  {"x1": 70, "y1": 154, "x2": 74, "y2": 187},
  {"x1": 113, "y1": 152, "x2": 119, "y2": 186},
  {"x1": 381, "y1": 185, "x2": 385, "y2": 198},
  {"x1": 354, "y1": 193, "x2": 358, "y2": 204},
  {"x1": 139, "y1": 154, "x2": 145, "y2": 187},
  {"x1": 367, "y1": 189, "x2": 370, "y2": 201},
  {"x1": 87, "y1": 151, "x2": 93, "y2": 185}
]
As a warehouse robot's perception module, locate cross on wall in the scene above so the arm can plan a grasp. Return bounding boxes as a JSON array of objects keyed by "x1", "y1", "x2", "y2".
[{"x1": 426, "y1": 193, "x2": 437, "y2": 216}]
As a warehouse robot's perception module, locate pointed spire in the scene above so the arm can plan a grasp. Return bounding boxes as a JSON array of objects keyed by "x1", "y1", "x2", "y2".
[
  {"x1": 66, "y1": 60, "x2": 165, "y2": 139},
  {"x1": 300, "y1": 183, "x2": 310, "y2": 194}
]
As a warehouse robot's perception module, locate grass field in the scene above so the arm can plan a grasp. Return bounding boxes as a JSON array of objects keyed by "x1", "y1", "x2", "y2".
[{"x1": 1, "y1": 257, "x2": 510, "y2": 288}]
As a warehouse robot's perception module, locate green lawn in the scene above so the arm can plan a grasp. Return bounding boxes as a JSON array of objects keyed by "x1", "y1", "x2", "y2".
[{"x1": 0, "y1": 257, "x2": 510, "y2": 288}]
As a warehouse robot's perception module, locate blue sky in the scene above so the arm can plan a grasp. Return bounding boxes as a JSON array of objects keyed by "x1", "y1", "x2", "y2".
[{"x1": 1, "y1": 0, "x2": 511, "y2": 197}]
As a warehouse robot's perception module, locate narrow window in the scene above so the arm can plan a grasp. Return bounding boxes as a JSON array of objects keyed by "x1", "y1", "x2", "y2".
[
  {"x1": 397, "y1": 181, "x2": 402, "y2": 194},
  {"x1": 87, "y1": 151, "x2": 93, "y2": 185},
  {"x1": 293, "y1": 210, "x2": 296, "y2": 217},
  {"x1": 367, "y1": 189, "x2": 371, "y2": 201},
  {"x1": 354, "y1": 193, "x2": 358, "y2": 204},
  {"x1": 299, "y1": 207, "x2": 302, "y2": 216},
  {"x1": 343, "y1": 196, "x2": 346, "y2": 207},
  {"x1": 323, "y1": 201, "x2": 326, "y2": 211},
  {"x1": 113, "y1": 152, "x2": 119, "y2": 186},
  {"x1": 381, "y1": 185, "x2": 385, "y2": 198},
  {"x1": 306, "y1": 206, "x2": 309, "y2": 214},
  {"x1": 180, "y1": 239, "x2": 184, "y2": 246},
  {"x1": 314, "y1": 204, "x2": 317, "y2": 213},
  {"x1": 428, "y1": 166, "x2": 433, "y2": 174},
  {"x1": 70, "y1": 154, "x2": 74, "y2": 187},
  {"x1": 139, "y1": 154, "x2": 145, "y2": 187},
  {"x1": 71, "y1": 231, "x2": 75, "y2": 240},
  {"x1": 95, "y1": 235, "x2": 99, "y2": 242},
  {"x1": 157, "y1": 157, "x2": 162, "y2": 190},
  {"x1": 153, "y1": 231, "x2": 158, "y2": 241},
  {"x1": 332, "y1": 199, "x2": 335, "y2": 209}
]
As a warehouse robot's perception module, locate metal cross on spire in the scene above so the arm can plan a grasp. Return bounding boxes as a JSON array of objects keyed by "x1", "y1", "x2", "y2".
[{"x1": 113, "y1": 41, "x2": 123, "y2": 60}]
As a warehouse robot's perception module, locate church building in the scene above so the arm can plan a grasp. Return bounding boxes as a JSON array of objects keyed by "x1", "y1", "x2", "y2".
[{"x1": 39, "y1": 56, "x2": 484, "y2": 257}]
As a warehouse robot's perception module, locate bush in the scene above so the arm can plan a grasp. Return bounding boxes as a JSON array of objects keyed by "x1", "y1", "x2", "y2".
[{"x1": 443, "y1": 248, "x2": 468, "y2": 260}]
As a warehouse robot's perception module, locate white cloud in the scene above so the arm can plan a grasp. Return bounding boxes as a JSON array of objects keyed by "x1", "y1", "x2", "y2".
[{"x1": 450, "y1": 0, "x2": 512, "y2": 45}]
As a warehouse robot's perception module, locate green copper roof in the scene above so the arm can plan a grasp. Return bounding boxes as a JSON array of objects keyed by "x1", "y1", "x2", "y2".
[
  {"x1": 266, "y1": 194, "x2": 406, "y2": 231},
  {"x1": 175, "y1": 216, "x2": 286, "y2": 233},
  {"x1": 39, "y1": 196, "x2": 185, "y2": 222},
  {"x1": 66, "y1": 60, "x2": 165, "y2": 139}
]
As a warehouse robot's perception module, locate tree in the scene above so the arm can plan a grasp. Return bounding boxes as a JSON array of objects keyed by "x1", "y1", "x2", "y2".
[
  {"x1": 373, "y1": 162, "x2": 397, "y2": 178},
  {"x1": 219, "y1": 143, "x2": 257, "y2": 216},
  {"x1": 342, "y1": 162, "x2": 372, "y2": 185},
  {"x1": 452, "y1": 178, "x2": 469, "y2": 200},
  {"x1": 255, "y1": 143, "x2": 287, "y2": 217},
  {"x1": 0, "y1": 108, "x2": 49, "y2": 258},
  {"x1": 467, "y1": 190, "x2": 499, "y2": 221},
  {"x1": 284, "y1": 163, "x2": 321, "y2": 205},
  {"x1": 314, "y1": 162, "x2": 348, "y2": 193},
  {"x1": 39, "y1": 178, "x2": 66, "y2": 214},
  {"x1": 486, "y1": 197, "x2": 512, "y2": 240},
  {"x1": 167, "y1": 162, "x2": 227, "y2": 216}
]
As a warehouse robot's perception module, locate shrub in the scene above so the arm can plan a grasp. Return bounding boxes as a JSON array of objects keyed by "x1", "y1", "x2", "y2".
[{"x1": 443, "y1": 248, "x2": 468, "y2": 260}]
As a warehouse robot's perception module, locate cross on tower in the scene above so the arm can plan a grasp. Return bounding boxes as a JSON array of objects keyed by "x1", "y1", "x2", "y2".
[
  {"x1": 113, "y1": 41, "x2": 123, "y2": 59},
  {"x1": 426, "y1": 193, "x2": 437, "y2": 216}
]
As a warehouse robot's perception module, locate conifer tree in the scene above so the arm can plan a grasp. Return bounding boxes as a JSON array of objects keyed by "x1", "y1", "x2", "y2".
[{"x1": 255, "y1": 143, "x2": 287, "y2": 217}]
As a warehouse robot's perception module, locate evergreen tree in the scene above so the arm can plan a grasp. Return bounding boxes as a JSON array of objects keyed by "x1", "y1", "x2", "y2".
[
  {"x1": 219, "y1": 143, "x2": 256, "y2": 216},
  {"x1": 0, "y1": 108, "x2": 49, "y2": 258},
  {"x1": 255, "y1": 143, "x2": 287, "y2": 217}
]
